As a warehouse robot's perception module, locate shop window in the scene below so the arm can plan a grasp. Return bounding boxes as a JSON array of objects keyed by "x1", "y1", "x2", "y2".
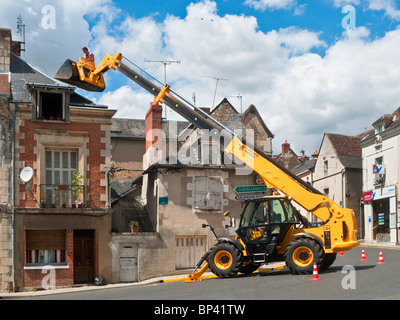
[
  {"x1": 25, "y1": 230, "x2": 67, "y2": 266},
  {"x1": 36, "y1": 91, "x2": 66, "y2": 121}
]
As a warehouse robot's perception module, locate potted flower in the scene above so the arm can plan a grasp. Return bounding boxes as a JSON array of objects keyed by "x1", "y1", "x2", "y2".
[
  {"x1": 72, "y1": 171, "x2": 84, "y2": 207},
  {"x1": 129, "y1": 221, "x2": 139, "y2": 233}
]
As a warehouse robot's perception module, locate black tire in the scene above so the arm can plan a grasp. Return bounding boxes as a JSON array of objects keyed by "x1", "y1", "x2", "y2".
[
  {"x1": 239, "y1": 260, "x2": 260, "y2": 274},
  {"x1": 207, "y1": 242, "x2": 243, "y2": 278},
  {"x1": 284, "y1": 238, "x2": 323, "y2": 275},
  {"x1": 319, "y1": 252, "x2": 337, "y2": 270}
]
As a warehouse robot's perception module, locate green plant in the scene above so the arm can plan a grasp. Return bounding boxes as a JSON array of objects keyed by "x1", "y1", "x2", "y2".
[
  {"x1": 129, "y1": 221, "x2": 139, "y2": 227},
  {"x1": 72, "y1": 171, "x2": 84, "y2": 195}
]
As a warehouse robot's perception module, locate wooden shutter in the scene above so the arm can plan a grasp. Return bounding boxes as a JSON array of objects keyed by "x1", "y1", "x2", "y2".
[
  {"x1": 26, "y1": 230, "x2": 66, "y2": 250},
  {"x1": 194, "y1": 177, "x2": 222, "y2": 211}
]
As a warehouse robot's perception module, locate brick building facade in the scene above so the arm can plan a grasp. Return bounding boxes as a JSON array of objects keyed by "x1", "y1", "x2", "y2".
[{"x1": 0, "y1": 28, "x2": 116, "y2": 291}]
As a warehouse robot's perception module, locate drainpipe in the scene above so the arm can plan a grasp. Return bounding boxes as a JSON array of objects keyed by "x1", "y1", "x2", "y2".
[
  {"x1": 341, "y1": 168, "x2": 346, "y2": 208},
  {"x1": 11, "y1": 101, "x2": 17, "y2": 292}
]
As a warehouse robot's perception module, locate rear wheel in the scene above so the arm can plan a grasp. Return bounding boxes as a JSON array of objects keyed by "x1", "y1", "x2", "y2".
[
  {"x1": 207, "y1": 242, "x2": 243, "y2": 278},
  {"x1": 320, "y1": 252, "x2": 337, "y2": 270},
  {"x1": 284, "y1": 238, "x2": 323, "y2": 274}
]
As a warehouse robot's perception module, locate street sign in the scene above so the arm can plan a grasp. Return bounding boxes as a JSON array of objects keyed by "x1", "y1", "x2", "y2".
[
  {"x1": 235, "y1": 194, "x2": 265, "y2": 201},
  {"x1": 233, "y1": 185, "x2": 267, "y2": 193}
]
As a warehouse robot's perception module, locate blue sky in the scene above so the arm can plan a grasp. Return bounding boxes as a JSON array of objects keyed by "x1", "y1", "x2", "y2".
[{"x1": 2, "y1": 0, "x2": 400, "y2": 155}]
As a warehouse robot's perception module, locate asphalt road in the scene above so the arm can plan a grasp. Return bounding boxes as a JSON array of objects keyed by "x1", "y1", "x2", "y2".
[{"x1": 7, "y1": 246, "x2": 400, "y2": 301}]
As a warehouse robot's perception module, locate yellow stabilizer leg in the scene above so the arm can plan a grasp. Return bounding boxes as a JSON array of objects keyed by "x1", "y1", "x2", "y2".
[{"x1": 185, "y1": 262, "x2": 209, "y2": 283}]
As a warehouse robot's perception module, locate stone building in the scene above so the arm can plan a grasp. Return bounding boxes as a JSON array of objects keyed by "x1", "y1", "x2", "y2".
[
  {"x1": 0, "y1": 28, "x2": 116, "y2": 291},
  {"x1": 110, "y1": 97, "x2": 274, "y2": 282}
]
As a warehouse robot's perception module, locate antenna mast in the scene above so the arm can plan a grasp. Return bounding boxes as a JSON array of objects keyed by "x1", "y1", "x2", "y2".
[
  {"x1": 226, "y1": 93, "x2": 243, "y2": 113},
  {"x1": 201, "y1": 76, "x2": 228, "y2": 109},
  {"x1": 16, "y1": 14, "x2": 26, "y2": 52},
  {"x1": 145, "y1": 60, "x2": 181, "y2": 120}
]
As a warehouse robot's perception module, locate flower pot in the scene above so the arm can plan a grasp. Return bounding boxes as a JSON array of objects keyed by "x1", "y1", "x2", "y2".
[{"x1": 130, "y1": 226, "x2": 139, "y2": 233}]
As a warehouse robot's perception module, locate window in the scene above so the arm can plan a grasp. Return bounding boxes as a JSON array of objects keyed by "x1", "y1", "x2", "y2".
[
  {"x1": 36, "y1": 91, "x2": 66, "y2": 121},
  {"x1": 239, "y1": 198, "x2": 298, "y2": 227},
  {"x1": 42, "y1": 149, "x2": 80, "y2": 207},
  {"x1": 194, "y1": 177, "x2": 222, "y2": 211},
  {"x1": 25, "y1": 230, "x2": 66, "y2": 265},
  {"x1": 45, "y1": 150, "x2": 77, "y2": 185},
  {"x1": 324, "y1": 160, "x2": 328, "y2": 173},
  {"x1": 373, "y1": 156, "x2": 385, "y2": 186}
]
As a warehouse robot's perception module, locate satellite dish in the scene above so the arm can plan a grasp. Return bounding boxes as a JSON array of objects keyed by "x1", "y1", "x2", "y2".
[{"x1": 20, "y1": 166, "x2": 33, "y2": 183}]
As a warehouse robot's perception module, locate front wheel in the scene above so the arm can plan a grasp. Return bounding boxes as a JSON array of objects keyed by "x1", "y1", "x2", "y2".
[
  {"x1": 284, "y1": 238, "x2": 323, "y2": 274},
  {"x1": 207, "y1": 242, "x2": 243, "y2": 278}
]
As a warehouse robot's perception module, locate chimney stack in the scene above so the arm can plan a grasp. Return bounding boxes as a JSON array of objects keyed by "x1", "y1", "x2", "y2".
[
  {"x1": 0, "y1": 29, "x2": 12, "y2": 71},
  {"x1": 145, "y1": 101, "x2": 163, "y2": 152},
  {"x1": 281, "y1": 140, "x2": 290, "y2": 155}
]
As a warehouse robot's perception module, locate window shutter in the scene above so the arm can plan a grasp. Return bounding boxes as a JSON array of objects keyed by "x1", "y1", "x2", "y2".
[
  {"x1": 194, "y1": 177, "x2": 222, "y2": 211},
  {"x1": 26, "y1": 230, "x2": 66, "y2": 250}
]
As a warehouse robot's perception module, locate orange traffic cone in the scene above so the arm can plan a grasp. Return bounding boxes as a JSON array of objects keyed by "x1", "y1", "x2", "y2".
[
  {"x1": 339, "y1": 252, "x2": 345, "y2": 256},
  {"x1": 360, "y1": 248, "x2": 367, "y2": 261},
  {"x1": 309, "y1": 262, "x2": 322, "y2": 281},
  {"x1": 377, "y1": 250, "x2": 386, "y2": 264}
]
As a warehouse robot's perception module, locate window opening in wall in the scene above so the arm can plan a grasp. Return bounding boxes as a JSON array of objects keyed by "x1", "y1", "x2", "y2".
[
  {"x1": 25, "y1": 230, "x2": 67, "y2": 266},
  {"x1": 40, "y1": 149, "x2": 83, "y2": 208},
  {"x1": 324, "y1": 160, "x2": 328, "y2": 173},
  {"x1": 194, "y1": 176, "x2": 222, "y2": 211},
  {"x1": 36, "y1": 91, "x2": 66, "y2": 121},
  {"x1": 373, "y1": 156, "x2": 385, "y2": 187}
]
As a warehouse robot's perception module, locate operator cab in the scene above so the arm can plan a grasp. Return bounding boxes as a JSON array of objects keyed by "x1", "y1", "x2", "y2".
[{"x1": 236, "y1": 197, "x2": 301, "y2": 263}]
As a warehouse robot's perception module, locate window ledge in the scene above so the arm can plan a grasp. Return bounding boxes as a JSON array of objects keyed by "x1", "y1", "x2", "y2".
[{"x1": 24, "y1": 265, "x2": 69, "y2": 270}]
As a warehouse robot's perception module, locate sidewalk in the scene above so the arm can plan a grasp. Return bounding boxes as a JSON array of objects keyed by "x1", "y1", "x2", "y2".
[{"x1": 0, "y1": 262, "x2": 286, "y2": 299}]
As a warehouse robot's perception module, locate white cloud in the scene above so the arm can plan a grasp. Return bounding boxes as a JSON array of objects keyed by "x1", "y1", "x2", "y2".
[
  {"x1": 95, "y1": 85, "x2": 153, "y2": 119},
  {"x1": 3, "y1": 0, "x2": 400, "y2": 156},
  {"x1": 244, "y1": 0, "x2": 296, "y2": 11},
  {"x1": 0, "y1": 0, "x2": 114, "y2": 75},
  {"x1": 332, "y1": 0, "x2": 400, "y2": 21},
  {"x1": 367, "y1": 0, "x2": 400, "y2": 20},
  {"x1": 87, "y1": 1, "x2": 400, "y2": 154},
  {"x1": 332, "y1": 0, "x2": 361, "y2": 8}
]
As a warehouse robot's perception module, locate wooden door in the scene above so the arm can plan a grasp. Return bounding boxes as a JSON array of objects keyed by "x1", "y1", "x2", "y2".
[
  {"x1": 175, "y1": 236, "x2": 207, "y2": 269},
  {"x1": 74, "y1": 230, "x2": 95, "y2": 284}
]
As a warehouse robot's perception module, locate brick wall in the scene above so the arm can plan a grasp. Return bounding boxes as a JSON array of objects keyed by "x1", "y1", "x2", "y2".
[
  {"x1": 0, "y1": 29, "x2": 11, "y2": 71},
  {"x1": 145, "y1": 101, "x2": 163, "y2": 152},
  {"x1": 22, "y1": 231, "x2": 74, "y2": 289},
  {"x1": 0, "y1": 74, "x2": 10, "y2": 95},
  {"x1": 16, "y1": 119, "x2": 108, "y2": 208}
]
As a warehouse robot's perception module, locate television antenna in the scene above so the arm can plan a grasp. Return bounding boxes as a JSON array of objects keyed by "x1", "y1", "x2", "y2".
[
  {"x1": 201, "y1": 76, "x2": 228, "y2": 109},
  {"x1": 145, "y1": 59, "x2": 181, "y2": 120},
  {"x1": 16, "y1": 14, "x2": 26, "y2": 52},
  {"x1": 226, "y1": 93, "x2": 243, "y2": 113}
]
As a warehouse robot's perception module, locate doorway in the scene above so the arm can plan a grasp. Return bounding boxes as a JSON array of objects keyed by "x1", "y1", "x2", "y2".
[
  {"x1": 175, "y1": 236, "x2": 207, "y2": 269},
  {"x1": 373, "y1": 199, "x2": 390, "y2": 242},
  {"x1": 73, "y1": 229, "x2": 95, "y2": 284}
]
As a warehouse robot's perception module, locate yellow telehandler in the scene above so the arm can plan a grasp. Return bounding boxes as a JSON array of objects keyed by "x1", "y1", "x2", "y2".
[{"x1": 55, "y1": 53, "x2": 359, "y2": 281}]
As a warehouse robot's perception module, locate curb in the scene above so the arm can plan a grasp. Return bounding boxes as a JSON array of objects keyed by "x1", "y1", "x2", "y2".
[{"x1": 0, "y1": 263, "x2": 286, "y2": 298}]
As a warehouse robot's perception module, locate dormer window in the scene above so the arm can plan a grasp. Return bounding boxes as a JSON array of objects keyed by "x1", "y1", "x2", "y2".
[
  {"x1": 36, "y1": 91, "x2": 66, "y2": 121},
  {"x1": 373, "y1": 115, "x2": 393, "y2": 135},
  {"x1": 26, "y1": 83, "x2": 73, "y2": 122}
]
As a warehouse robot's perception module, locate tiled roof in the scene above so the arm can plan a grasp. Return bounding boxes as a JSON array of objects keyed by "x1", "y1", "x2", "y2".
[
  {"x1": 326, "y1": 133, "x2": 361, "y2": 157},
  {"x1": 111, "y1": 118, "x2": 189, "y2": 139},
  {"x1": 10, "y1": 53, "x2": 101, "y2": 107}
]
